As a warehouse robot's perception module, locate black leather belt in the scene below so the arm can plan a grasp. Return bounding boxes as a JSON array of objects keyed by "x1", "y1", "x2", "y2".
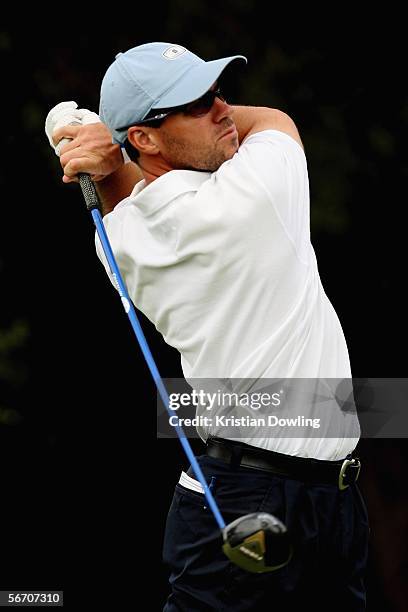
[{"x1": 206, "y1": 438, "x2": 361, "y2": 490}]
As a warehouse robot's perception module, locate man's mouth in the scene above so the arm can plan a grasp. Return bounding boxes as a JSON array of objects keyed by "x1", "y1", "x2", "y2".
[{"x1": 218, "y1": 125, "x2": 238, "y2": 140}]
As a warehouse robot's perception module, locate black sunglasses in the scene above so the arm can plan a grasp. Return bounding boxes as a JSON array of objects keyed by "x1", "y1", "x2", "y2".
[{"x1": 119, "y1": 87, "x2": 226, "y2": 131}]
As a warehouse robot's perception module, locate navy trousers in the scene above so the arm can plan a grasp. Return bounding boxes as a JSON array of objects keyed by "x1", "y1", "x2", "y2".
[{"x1": 163, "y1": 454, "x2": 369, "y2": 611}]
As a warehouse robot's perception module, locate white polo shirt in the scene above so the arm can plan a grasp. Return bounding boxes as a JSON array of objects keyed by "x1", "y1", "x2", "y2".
[{"x1": 96, "y1": 129, "x2": 360, "y2": 460}]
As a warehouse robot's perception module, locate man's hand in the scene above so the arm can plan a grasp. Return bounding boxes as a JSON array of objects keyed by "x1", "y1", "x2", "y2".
[
  {"x1": 45, "y1": 101, "x2": 124, "y2": 184},
  {"x1": 52, "y1": 122, "x2": 124, "y2": 184},
  {"x1": 45, "y1": 100, "x2": 143, "y2": 215}
]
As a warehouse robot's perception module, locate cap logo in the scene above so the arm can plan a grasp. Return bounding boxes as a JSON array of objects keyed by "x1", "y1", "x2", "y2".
[{"x1": 163, "y1": 45, "x2": 187, "y2": 60}]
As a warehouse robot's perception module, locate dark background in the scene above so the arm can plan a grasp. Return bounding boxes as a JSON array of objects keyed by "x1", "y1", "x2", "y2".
[{"x1": 1, "y1": 7, "x2": 407, "y2": 610}]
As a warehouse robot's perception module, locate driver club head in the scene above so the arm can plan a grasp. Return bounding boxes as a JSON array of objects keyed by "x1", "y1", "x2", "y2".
[{"x1": 222, "y1": 512, "x2": 292, "y2": 573}]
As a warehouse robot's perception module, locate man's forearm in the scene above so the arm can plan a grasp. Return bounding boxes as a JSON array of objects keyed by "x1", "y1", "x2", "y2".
[
  {"x1": 232, "y1": 105, "x2": 303, "y2": 148},
  {"x1": 95, "y1": 161, "x2": 143, "y2": 216},
  {"x1": 231, "y1": 105, "x2": 276, "y2": 143}
]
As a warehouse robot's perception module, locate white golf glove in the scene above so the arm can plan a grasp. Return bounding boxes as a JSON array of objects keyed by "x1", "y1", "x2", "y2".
[
  {"x1": 45, "y1": 101, "x2": 131, "y2": 163},
  {"x1": 45, "y1": 101, "x2": 101, "y2": 156}
]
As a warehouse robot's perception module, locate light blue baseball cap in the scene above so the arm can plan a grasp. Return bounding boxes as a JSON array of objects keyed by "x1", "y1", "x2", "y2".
[{"x1": 99, "y1": 42, "x2": 247, "y2": 144}]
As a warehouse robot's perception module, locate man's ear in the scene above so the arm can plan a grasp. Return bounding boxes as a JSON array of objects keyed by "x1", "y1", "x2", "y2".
[{"x1": 127, "y1": 127, "x2": 160, "y2": 155}]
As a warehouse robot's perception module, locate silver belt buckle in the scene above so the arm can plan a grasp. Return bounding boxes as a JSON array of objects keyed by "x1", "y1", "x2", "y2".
[{"x1": 338, "y1": 458, "x2": 361, "y2": 490}]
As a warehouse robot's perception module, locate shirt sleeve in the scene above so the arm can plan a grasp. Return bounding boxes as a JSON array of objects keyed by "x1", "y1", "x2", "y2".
[{"x1": 233, "y1": 129, "x2": 311, "y2": 265}]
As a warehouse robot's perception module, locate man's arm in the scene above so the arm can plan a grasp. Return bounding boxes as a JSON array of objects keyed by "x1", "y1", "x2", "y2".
[
  {"x1": 94, "y1": 163, "x2": 142, "y2": 216},
  {"x1": 231, "y1": 106, "x2": 303, "y2": 149}
]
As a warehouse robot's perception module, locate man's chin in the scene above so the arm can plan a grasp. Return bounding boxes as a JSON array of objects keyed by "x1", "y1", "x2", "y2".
[{"x1": 182, "y1": 145, "x2": 238, "y2": 173}]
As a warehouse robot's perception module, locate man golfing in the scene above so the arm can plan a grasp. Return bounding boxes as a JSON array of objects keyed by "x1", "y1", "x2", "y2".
[{"x1": 47, "y1": 42, "x2": 369, "y2": 611}]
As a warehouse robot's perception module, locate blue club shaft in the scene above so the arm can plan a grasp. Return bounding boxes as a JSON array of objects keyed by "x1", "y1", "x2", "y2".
[{"x1": 79, "y1": 174, "x2": 225, "y2": 530}]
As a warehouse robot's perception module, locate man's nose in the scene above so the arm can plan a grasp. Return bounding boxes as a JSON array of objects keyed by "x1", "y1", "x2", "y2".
[{"x1": 212, "y1": 96, "x2": 233, "y2": 123}]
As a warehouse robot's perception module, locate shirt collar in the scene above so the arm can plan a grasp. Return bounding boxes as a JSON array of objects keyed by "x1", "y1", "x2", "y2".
[{"x1": 127, "y1": 169, "x2": 211, "y2": 217}]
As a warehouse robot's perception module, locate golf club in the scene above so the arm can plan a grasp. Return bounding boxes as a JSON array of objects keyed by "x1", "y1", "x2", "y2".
[{"x1": 50, "y1": 114, "x2": 292, "y2": 573}]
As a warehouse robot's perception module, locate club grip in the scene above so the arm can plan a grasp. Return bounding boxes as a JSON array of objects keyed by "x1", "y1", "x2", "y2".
[{"x1": 78, "y1": 173, "x2": 101, "y2": 211}]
